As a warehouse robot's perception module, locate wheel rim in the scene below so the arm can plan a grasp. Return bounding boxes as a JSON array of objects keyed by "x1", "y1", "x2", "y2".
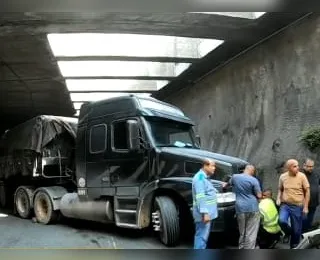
[
  {"x1": 152, "y1": 201, "x2": 168, "y2": 244},
  {"x1": 16, "y1": 190, "x2": 29, "y2": 215},
  {"x1": 152, "y1": 209, "x2": 162, "y2": 231},
  {"x1": 35, "y1": 194, "x2": 49, "y2": 221}
]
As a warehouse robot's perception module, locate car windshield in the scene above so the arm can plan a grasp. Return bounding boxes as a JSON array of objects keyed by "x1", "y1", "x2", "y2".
[{"x1": 146, "y1": 119, "x2": 199, "y2": 148}]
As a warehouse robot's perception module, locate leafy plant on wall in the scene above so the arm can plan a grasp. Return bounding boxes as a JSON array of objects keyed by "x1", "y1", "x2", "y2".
[{"x1": 299, "y1": 126, "x2": 320, "y2": 152}]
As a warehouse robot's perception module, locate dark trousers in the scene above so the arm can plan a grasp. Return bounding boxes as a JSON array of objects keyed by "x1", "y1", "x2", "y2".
[
  {"x1": 302, "y1": 206, "x2": 317, "y2": 233},
  {"x1": 278, "y1": 203, "x2": 303, "y2": 248},
  {"x1": 257, "y1": 226, "x2": 281, "y2": 249}
]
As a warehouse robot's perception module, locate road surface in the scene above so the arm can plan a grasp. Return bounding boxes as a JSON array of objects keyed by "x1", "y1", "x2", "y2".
[
  {"x1": 0, "y1": 209, "x2": 191, "y2": 249},
  {"x1": 1, "y1": 208, "x2": 319, "y2": 249}
]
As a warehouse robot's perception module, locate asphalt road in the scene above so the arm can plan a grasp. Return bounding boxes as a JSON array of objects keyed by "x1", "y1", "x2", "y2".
[
  {"x1": 0, "y1": 209, "x2": 240, "y2": 249},
  {"x1": 0, "y1": 209, "x2": 192, "y2": 249},
  {"x1": 0, "y1": 208, "x2": 319, "y2": 249}
]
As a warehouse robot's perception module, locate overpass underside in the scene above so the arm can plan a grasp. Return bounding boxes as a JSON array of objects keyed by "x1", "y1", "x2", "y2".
[{"x1": 0, "y1": 12, "x2": 309, "y2": 134}]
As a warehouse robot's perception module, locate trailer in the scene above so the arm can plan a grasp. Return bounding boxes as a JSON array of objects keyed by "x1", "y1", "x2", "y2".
[
  {"x1": 0, "y1": 115, "x2": 77, "y2": 220},
  {"x1": 0, "y1": 95, "x2": 248, "y2": 246}
]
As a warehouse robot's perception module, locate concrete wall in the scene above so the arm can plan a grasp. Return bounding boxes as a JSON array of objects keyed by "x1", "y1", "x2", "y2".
[{"x1": 164, "y1": 14, "x2": 320, "y2": 190}]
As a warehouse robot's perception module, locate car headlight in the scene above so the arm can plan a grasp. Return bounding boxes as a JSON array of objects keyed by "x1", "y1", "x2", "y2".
[{"x1": 216, "y1": 192, "x2": 236, "y2": 204}]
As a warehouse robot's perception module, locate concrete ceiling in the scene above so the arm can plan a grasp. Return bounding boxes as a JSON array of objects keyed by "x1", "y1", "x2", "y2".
[{"x1": 0, "y1": 12, "x2": 311, "y2": 134}]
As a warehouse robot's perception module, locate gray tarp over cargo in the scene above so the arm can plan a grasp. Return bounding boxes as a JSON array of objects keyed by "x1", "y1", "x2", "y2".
[
  {"x1": 0, "y1": 115, "x2": 78, "y2": 180},
  {"x1": 0, "y1": 115, "x2": 78, "y2": 153}
]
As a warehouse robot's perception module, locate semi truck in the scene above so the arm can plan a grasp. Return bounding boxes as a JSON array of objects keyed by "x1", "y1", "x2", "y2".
[{"x1": 0, "y1": 95, "x2": 248, "y2": 246}]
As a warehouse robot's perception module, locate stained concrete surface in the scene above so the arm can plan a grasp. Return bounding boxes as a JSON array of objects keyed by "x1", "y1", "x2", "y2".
[{"x1": 164, "y1": 14, "x2": 320, "y2": 191}]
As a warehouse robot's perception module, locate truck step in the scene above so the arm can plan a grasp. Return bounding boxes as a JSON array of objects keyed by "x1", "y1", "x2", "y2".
[
  {"x1": 116, "y1": 223, "x2": 139, "y2": 229},
  {"x1": 115, "y1": 209, "x2": 136, "y2": 214},
  {"x1": 114, "y1": 196, "x2": 139, "y2": 211},
  {"x1": 114, "y1": 196, "x2": 139, "y2": 227}
]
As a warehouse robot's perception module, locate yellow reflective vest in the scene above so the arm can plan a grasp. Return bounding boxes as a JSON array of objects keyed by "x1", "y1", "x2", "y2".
[{"x1": 259, "y1": 198, "x2": 282, "y2": 234}]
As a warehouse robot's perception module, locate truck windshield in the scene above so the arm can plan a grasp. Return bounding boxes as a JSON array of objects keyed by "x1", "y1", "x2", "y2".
[{"x1": 146, "y1": 119, "x2": 199, "y2": 148}]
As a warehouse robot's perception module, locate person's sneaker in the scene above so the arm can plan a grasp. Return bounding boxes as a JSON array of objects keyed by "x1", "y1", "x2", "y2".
[{"x1": 290, "y1": 244, "x2": 298, "y2": 249}]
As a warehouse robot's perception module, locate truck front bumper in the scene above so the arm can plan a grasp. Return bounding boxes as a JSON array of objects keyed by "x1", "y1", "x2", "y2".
[
  {"x1": 211, "y1": 204, "x2": 237, "y2": 233},
  {"x1": 190, "y1": 203, "x2": 237, "y2": 233}
]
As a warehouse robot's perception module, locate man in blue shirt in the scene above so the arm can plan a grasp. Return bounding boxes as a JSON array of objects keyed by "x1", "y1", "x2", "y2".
[
  {"x1": 192, "y1": 158, "x2": 218, "y2": 249},
  {"x1": 229, "y1": 165, "x2": 262, "y2": 249}
]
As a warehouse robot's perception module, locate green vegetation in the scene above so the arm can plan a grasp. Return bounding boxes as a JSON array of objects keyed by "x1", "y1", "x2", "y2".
[{"x1": 299, "y1": 126, "x2": 320, "y2": 152}]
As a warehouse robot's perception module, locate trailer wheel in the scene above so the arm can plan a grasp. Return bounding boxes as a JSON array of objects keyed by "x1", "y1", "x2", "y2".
[
  {"x1": 0, "y1": 185, "x2": 6, "y2": 208},
  {"x1": 33, "y1": 191, "x2": 58, "y2": 224},
  {"x1": 15, "y1": 187, "x2": 32, "y2": 219},
  {"x1": 152, "y1": 196, "x2": 180, "y2": 247}
]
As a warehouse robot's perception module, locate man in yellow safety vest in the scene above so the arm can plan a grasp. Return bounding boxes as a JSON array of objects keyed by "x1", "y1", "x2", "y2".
[{"x1": 257, "y1": 188, "x2": 283, "y2": 249}]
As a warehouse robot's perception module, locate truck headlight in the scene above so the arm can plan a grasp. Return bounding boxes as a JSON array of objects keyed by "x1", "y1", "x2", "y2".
[
  {"x1": 217, "y1": 192, "x2": 235, "y2": 204},
  {"x1": 78, "y1": 177, "x2": 86, "y2": 188}
]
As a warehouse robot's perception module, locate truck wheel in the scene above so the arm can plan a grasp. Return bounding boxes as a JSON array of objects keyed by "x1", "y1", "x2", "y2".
[
  {"x1": 33, "y1": 191, "x2": 58, "y2": 224},
  {"x1": 14, "y1": 187, "x2": 32, "y2": 219},
  {"x1": 0, "y1": 185, "x2": 6, "y2": 208},
  {"x1": 152, "y1": 196, "x2": 180, "y2": 247}
]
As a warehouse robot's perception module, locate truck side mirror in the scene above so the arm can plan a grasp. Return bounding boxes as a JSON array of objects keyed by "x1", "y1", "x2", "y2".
[
  {"x1": 195, "y1": 135, "x2": 201, "y2": 146},
  {"x1": 127, "y1": 120, "x2": 140, "y2": 151}
]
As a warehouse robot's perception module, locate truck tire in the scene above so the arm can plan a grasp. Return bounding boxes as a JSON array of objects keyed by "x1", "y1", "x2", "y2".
[
  {"x1": 33, "y1": 191, "x2": 58, "y2": 224},
  {"x1": 153, "y1": 196, "x2": 180, "y2": 247},
  {"x1": 0, "y1": 185, "x2": 6, "y2": 208},
  {"x1": 14, "y1": 186, "x2": 33, "y2": 219}
]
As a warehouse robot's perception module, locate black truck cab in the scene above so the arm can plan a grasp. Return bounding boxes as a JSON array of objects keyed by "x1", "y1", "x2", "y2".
[{"x1": 71, "y1": 94, "x2": 248, "y2": 246}]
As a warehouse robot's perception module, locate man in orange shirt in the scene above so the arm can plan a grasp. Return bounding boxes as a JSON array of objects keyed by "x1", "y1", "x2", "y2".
[{"x1": 277, "y1": 159, "x2": 310, "y2": 248}]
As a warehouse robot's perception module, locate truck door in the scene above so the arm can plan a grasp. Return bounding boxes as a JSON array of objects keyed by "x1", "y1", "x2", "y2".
[
  {"x1": 108, "y1": 118, "x2": 147, "y2": 197},
  {"x1": 85, "y1": 121, "x2": 111, "y2": 199}
]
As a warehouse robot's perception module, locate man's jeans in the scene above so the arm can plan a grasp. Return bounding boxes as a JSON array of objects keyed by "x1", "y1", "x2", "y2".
[
  {"x1": 194, "y1": 221, "x2": 212, "y2": 249},
  {"x1": 237, "y1": 211, "x2": 261, "y2": 249},
  {"x1": 278, "y1": 203, "x2": 303, "y2": 248},
  {"x1": 302, "y1": 206, "x2": 317, "y2": 232}
]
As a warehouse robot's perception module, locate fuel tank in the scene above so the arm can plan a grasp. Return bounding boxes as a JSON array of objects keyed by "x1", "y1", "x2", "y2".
[{"x1": 59, "y1": 193, "x2": 114, "y2": 223}]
